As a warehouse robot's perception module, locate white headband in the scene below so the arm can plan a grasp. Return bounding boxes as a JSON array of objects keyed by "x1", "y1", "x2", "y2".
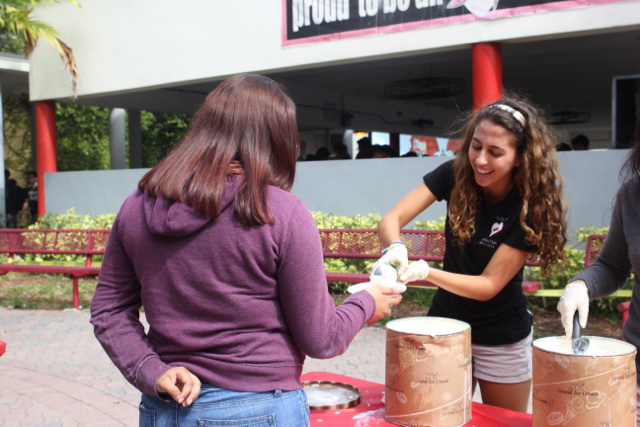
[{"x1": 487, "y1": 104, "x2": 526, "y2": 127}]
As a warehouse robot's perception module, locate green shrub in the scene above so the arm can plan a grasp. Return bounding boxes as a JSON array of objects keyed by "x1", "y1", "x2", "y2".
[
  {"x1": 13, "y1": 209, "x2": 116, "y2": 263},
  {"x1": 575, "y1": 226, "x2": 610, "y2": 244},
  {"x1": 30, "y1": 208, "x2": 115, "y2": 230},
  {"x1": 527, "y1": 226, "x2": 610, "y2": 291},
  {"x1": 414, "y1": 217, "x2": 446, "y2": 231},
  {"x1": 312, "y1": 212, "x2": 381, "y2": 229}
]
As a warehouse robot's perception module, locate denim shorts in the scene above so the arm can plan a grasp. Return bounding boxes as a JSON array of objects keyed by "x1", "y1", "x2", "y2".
[
  {"x1": 471, "y1": 328, "x2": 533, "y2": 383},
  {"x1": 139, "y1": 383, "x2": 310, "y2": 427}
]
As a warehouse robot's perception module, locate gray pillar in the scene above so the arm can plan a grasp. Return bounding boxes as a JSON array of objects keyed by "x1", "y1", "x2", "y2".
[
  {"x1": 109, "y1": 108, "x2": 127, "y2": 169},
  {"x1": 128, "y1": 110, "x2": 142, "y2": 169},
  {"x1": 0, "y1": 80, "x2": 5, "y2": 227}
]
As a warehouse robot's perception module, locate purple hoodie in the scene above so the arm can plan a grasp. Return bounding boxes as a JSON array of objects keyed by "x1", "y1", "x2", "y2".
[{"x1": 90, "y1": 175, "x2": 375, "y2": 397}]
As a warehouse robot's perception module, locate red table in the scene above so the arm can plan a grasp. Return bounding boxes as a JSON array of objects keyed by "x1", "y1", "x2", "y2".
[{"x1": 301, "y1": 372, "x2": 532, "y2": 427}]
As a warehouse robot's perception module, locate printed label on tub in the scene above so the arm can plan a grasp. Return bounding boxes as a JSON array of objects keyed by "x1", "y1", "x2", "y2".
[
  {"x1": 385, "y1": 317, "x2": 472, "y2": 427},
  {"x1": 532, "y1": 336, "x2": 637, "y2": 427}
]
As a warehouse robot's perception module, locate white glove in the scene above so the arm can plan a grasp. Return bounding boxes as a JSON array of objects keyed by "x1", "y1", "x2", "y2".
[
  {"x1": 397, "y1": 260, "x2": 430, "y2": 285},
  {"x1": 557, "y1": 281, "x2": 590, "y2": 340},
  {"x1": 373, "y1": 242, "x2": 408, "y2": 271}
]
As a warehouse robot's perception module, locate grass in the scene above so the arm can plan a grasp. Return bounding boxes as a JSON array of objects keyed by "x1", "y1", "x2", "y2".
[{"x1": 0, "y1": 273, "x2": 98, "y2": 310}]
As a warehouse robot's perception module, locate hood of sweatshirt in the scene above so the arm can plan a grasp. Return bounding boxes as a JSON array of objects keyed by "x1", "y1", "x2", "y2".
[{"x1": 143, "y1": 174, "x2": 243, "y2": 237}]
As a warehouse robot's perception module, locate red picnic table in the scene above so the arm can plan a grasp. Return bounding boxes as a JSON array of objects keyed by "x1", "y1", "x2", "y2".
[{"x1": 301, "y1": 372, "x2": 532, "y2": 427}]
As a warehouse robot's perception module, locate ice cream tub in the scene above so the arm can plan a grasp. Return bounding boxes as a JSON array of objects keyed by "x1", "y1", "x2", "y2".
[
  {"x1": 385, "y1": 316, "x2": 472, "y2": 427},
  {"x1": 532, "y1": 336, "x2": 637, "y2": 426}
]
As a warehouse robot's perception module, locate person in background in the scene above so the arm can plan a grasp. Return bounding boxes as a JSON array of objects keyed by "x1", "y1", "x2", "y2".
[
  {"x1": 5, "y1": 169, "x2": 28, "y2": 228},
  {"x1": 371, "y1": 144, "x2": 391, "y2": 158},
  {"x1": 329, "y1": 141, "x2": 351, "y2": 159},
  {"x1": 555, "y1": 142, "x2": 572, "y2": 151},
  {"x1": 374, "y1": 95, "x2": 568, "y2": 413},
  {"x1": 315, "y1": 146, "x2": 330, "y2": 160},
  {"x1": 89, "y1": 74, "x2": 401, "y2": 427},
  {"x1": 557, "y1": 115, "x2": 640, "y2": 426},
  {"x1": 571, "y1": 134, "x2": 590, "y2": 150},
  {"x1": 23, "y1": 171, "x2": 38, "y2": 224},
  {"x1": 356, "y1": 137, "x2": 372, "y2": 159}
]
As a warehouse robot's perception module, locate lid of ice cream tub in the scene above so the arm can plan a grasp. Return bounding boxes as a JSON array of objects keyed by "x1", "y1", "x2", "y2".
[{"x1": 302, "y1": 381, "x2": 361, "y2": 411}]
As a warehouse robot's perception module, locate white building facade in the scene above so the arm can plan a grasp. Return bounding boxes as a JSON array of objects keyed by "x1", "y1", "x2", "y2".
[{"x1": 26, "y1": 0, "x2": 640, "y2": 233}]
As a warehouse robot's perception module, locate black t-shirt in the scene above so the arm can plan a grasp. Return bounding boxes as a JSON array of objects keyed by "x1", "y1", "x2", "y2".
[
  {"x1": 423, "y1": 160, "x2": 534, "y2": 345},
  {"x1": 5, "y1": 180, "x2": 27, "y2": 214}
]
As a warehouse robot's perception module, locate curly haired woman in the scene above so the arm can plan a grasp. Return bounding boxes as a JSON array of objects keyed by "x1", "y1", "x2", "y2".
[{"x1": 375, "y1": 95, "x2": 568, "y2": 413}]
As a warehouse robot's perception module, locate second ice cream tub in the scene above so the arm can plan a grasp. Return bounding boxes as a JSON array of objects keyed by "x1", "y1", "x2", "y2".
[{"x1": 532, "y1": 335, "x2": 637, "y2": 426}]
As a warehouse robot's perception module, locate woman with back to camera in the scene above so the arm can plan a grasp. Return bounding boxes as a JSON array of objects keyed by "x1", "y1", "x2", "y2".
[
  {"x1": 374, "y1": 95, "x2": 568, "y2": 412},
  {"x1": 90, "y1": 74, "x2": 402, "y2": 426},
  {"x1": 557, "y1": 115, "x2": 640, "y2": 425}
]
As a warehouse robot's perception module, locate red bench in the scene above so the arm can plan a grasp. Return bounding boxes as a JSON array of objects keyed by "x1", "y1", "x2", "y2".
[
  {"x1": 319, "y1": 229, "x2": 541, "y2": 293},
  {"x1": 0, "y1": 229, "x2": 110, "y2": 309}
]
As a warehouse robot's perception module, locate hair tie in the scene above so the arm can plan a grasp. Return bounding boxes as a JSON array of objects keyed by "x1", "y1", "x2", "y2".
[{"x1": 487, "y1": 104, "x2": 526, "y2": 127}]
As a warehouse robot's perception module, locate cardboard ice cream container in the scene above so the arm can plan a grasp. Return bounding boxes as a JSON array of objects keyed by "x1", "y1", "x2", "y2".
[
  {"x1": 385, "y1": 317, "x2": 472, "y2": 427},
  {"x1": 532, "y1": 336, "x2": 637, "y2": 427}
]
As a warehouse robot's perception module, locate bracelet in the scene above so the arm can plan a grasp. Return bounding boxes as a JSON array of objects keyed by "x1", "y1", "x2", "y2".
[{"x1": 381, "y1": 241, "x2": 405, "y2": 254}]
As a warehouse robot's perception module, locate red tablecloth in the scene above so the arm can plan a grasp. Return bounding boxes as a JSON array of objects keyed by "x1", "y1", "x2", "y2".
[{"x1": 301, "y1": 372, "x2": 532, "y2": 427}]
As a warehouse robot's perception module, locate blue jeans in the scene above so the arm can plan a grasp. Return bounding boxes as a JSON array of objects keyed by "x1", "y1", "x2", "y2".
[{"x1": 139, "y1": 384, "x2": 310, "y2": 427}]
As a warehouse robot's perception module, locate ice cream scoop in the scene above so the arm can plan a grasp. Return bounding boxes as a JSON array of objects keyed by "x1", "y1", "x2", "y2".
[
  {"x1": 370, "y1": 264, "x2": 398, "y2": 286},
  {"x1": 571, "y1": 313, "x2": 590, "y2": 355},
  {"x1": 369, "y1": 264, "x2": 407, "y2": 294}
]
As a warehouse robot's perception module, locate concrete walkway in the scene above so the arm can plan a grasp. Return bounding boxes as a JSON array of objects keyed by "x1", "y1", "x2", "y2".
[{"x1": 0, "y1": 308, "x2": 518, "y2": 426}]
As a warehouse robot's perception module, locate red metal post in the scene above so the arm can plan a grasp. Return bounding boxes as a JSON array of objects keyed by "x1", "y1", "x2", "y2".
[
  {"x1": 72, "y1": 276, "x2": 80, "y2": 309},
  {"x1": 35, "y1": 101, "x2": 57, "y2": 217},
  {"x1": 472, "y1": 43, "x2": 503, "y2": 110}
]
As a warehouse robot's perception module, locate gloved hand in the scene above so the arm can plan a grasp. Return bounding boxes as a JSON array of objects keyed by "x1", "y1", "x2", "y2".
[
  {"x1": 373, "y1": 242, "x2": 408, "y2": 271},
  {"x1": 557, "y1": 281, "x2": 589, "y2": 340},
  {"x1": 397, "y1": 260, "x2": 430, "y2": 285}
]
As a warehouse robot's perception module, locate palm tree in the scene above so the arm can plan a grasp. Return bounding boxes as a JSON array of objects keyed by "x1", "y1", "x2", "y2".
[{"x1": 0, "y1": 0, "x2": 81, "y2": 96}]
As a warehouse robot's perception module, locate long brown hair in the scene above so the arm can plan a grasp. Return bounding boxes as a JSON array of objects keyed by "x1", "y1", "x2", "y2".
[
  {"x1": 448, "y1": 95, "x2": 568, "y2": 273},
  {"x1": 138, "y1": 74, "x2": 300, "y2": 226}
]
